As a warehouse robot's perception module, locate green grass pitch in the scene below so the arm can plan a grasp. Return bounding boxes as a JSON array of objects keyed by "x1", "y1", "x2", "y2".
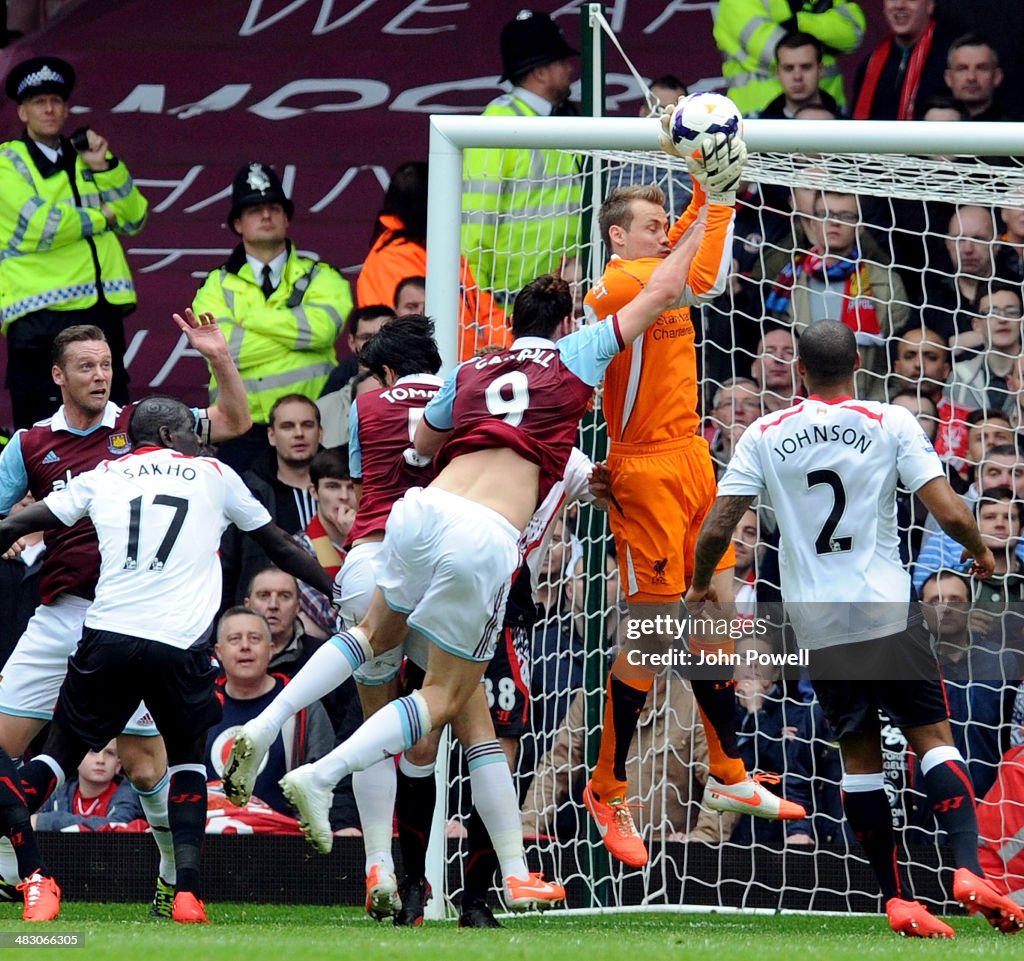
[{"x1": 0, "y1": 904, "x2": 1013, "y2": 960}]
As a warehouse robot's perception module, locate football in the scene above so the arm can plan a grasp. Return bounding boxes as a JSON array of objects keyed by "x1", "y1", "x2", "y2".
[{"x1": 669, "y1": 92, "x2": 744, "y2": 157}]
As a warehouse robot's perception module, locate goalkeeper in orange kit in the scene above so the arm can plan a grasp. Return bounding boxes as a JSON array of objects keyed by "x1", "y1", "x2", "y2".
[{"x1": 582, "y1": 103, "x2": 805, "y2": 868}]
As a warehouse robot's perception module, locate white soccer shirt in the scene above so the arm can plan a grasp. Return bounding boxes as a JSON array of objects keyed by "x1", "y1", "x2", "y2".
[
  {"x1": 44, "y1": 447, "x2": 271, "y2": 649},
  {"x1": 718, "y1": 396, "x2": 944, "y2": 648}
]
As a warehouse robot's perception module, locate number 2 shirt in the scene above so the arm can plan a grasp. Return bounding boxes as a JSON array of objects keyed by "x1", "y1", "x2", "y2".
[
  {"x1": 718, "y1": 396, "x2": 944, "y2": 648},
  {"x1": 44, "y1": 446, "x2": 271, "y2": 649}
]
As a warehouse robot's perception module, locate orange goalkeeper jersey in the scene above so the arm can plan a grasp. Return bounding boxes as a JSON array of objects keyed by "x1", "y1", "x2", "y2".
[{"x1": 584, "y1": 191, "x2": 734, "y2": 447}]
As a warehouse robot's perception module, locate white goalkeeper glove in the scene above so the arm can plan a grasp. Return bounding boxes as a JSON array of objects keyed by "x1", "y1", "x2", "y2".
[
  {"x1": 685, "y1": 132, "x2": 748, "y2": 206},
  {"x1": 658, "y1": 110, "x2": 686, "y2": 159}
]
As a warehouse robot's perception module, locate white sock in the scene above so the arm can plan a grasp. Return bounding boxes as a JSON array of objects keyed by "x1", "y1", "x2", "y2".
[
  {"x1": 134, "y1": 771, "x2": 176, "y2": 885},
  {"x1": 34, "y1": 754, "x2": 66, "y2": 793},
  {"x1": 311, "y1": 691, "x2": 433, "y2": 791},
  {"x1": 841, "y1": 772, "x2": 886, "y2": 793},
  {"x1": 920, "y1": 745, "x2": 964, "y2": 776},
  {"x1": 465, "y1": 740, "x2": 527, "y2": 880},
  {"x1": 258, "y1": 628, "x2": 373, "y2": 735},
  {"x1": 353, "y1": 759, "x2": 397, "y2": 876},
  {"x1": 398, "y1": 755, "x2": 434, "y2": 779}
]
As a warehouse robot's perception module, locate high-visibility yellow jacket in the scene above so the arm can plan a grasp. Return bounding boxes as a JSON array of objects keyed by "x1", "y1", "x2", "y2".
[
  {"x1": 462, "y1": 94, "x2": 582, "y2": 308},
  {"x1": 0, "y1": 135, "x2": 148, "y2": 330},
  {"x1": 714, "y1": 0, "x2": 866, "y2": 115},
  {"x1": 193, "y1": 243, "x2": 352, "y2": 423}
]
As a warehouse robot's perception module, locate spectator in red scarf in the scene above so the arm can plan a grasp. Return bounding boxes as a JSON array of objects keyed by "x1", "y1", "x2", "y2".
[
  {"x1": 292, "y1": 445, "x2": 355, "y2": 638},
  {"x1": 852, "y1": 0, "x2": 958, "y2": 120},
  {"x1": 765, "y1": 190, "x2": 910, "y2": 399},
  {"x1": 35, "y1": 741, "x2": 144, "y2": 831}
]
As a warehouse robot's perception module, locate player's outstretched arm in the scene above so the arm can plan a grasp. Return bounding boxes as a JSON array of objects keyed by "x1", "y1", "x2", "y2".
[
  {"x1": 916, "y1": 477, "x2": 996, "y2": 579},
  {"x1": 615, "y1": 221, "x2": 707, "y2": 345},
  {"x1": 248, "y1": 522, "x2": 335, "y2": 596},
  {"x1": 687, "y1": 494, "x2": 756, "y2": 603},
  {"x1": 0, "y1": 502, "x2": 63, "y2": 555},
  {"x1": 172, "y1": 309, "x2": 253, "y2": 443}
]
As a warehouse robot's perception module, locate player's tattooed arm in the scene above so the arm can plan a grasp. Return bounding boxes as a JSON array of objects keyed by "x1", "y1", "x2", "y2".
[{"x1": 688, "y1": 494, "x2": 755, "y2": 597}]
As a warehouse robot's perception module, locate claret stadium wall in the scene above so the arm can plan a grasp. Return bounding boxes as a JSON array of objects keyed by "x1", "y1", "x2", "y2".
[
  {"x1": 16, "y1": 117, "x2": 1024, "y2": 920},
  {"x1": 3, "y1": 1, "x2": 1024, "y2": 921}
]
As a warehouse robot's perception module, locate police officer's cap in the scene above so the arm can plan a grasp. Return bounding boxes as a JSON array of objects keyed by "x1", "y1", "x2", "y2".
[
  {"x1": 227, "y1": 162, "x2": 294, "y2": 234},
  {"x1": 5, "y1": 57, "x2": 75, "y2": 103},
  {"x1": 499, "y1": 10, "x2": 578, "y2": 84}
]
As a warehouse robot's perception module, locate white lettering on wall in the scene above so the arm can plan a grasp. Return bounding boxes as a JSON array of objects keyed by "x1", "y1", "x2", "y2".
[
  {"x1": 248, "y1": 79, "x2": 389, "y2": 120},
  {"x1": 384, "y1": 0, "x2": 466, "y2": 35}
]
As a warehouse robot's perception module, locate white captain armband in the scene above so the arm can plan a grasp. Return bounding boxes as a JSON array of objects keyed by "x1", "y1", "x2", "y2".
[
  {"x1": 196, "y1": 411, "x2": 212, "y2": 446},
  {"x1": 403, "y1": 448, "x2": 433, "y2": 468}
]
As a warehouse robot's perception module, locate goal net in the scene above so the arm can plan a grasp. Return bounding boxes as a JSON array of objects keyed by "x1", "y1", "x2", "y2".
[{"x1": 424, "y1": 115, "x2": 1024, "y2": 917}]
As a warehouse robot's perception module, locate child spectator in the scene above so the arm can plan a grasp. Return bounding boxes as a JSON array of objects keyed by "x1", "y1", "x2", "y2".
[
  {"x1": 292, "y1": 446, "x2": 356, "y2": 639},
  {"x1": 35, "y1": 741, "x2": 143, "y2": 831}
]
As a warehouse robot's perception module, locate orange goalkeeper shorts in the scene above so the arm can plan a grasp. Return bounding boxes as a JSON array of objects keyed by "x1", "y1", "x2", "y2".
[{"x1": 607, "y1": 434, "x2": 735, "y2": 603}]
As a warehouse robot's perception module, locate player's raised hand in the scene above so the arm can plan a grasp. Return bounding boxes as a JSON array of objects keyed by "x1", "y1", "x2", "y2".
[
  {"x1": 657, "y1": 93, "x2": 693, "y2": 159},
  {"x1": 658, "y1": 110, "x2": 685, "y2": 159},
  {"x1": 172, "y1": 309, "x2": 229, "y2": 359},
  {"x1": 403, "y1": 447, "x2": 433, "y2": 468}
]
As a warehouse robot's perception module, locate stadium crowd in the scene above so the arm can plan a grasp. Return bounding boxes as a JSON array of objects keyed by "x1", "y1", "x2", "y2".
[{"x1": 0, "y1": 0, "x2": 1022, "y2": 937}]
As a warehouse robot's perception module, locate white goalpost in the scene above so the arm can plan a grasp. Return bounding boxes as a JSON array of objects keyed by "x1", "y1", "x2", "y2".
[
  {"x1": 427, "y1": 116, "x2": 1024, "y2": 369},
  {"x1": 421, "y1": 114, "x2": 1024, "y2": 920}
]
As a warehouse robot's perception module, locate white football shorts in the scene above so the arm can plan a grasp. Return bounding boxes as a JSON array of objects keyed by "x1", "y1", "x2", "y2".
[
  {"x1": 337, "y1": 540, "x2": 429, "y2": 685},
  {"x1": 0, "y1": 594, "x2": 158, "y2": 736},
  {"x1": 374, "y1": 487, "x2": 520, "y2": 662}
]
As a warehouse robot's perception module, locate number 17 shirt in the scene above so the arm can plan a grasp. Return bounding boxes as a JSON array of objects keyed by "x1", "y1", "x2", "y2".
[
  {"x1": 717, "y1": 396, "x2": 943, "y2": 648},
  {"x1": 44, "y1": 446, "x2": 271, "y2": 649}
]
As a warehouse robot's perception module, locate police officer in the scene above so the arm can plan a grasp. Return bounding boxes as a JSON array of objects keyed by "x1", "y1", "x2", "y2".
[
  {"x1": 1, "y1": 57, "x2": 148, "y2": 428},
  {"x1": 193, "y1": 162, "x2": 352, "y2": 473},
  {"x1": 462, "y1": 10, "x2": 583, "y2": 310}
]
